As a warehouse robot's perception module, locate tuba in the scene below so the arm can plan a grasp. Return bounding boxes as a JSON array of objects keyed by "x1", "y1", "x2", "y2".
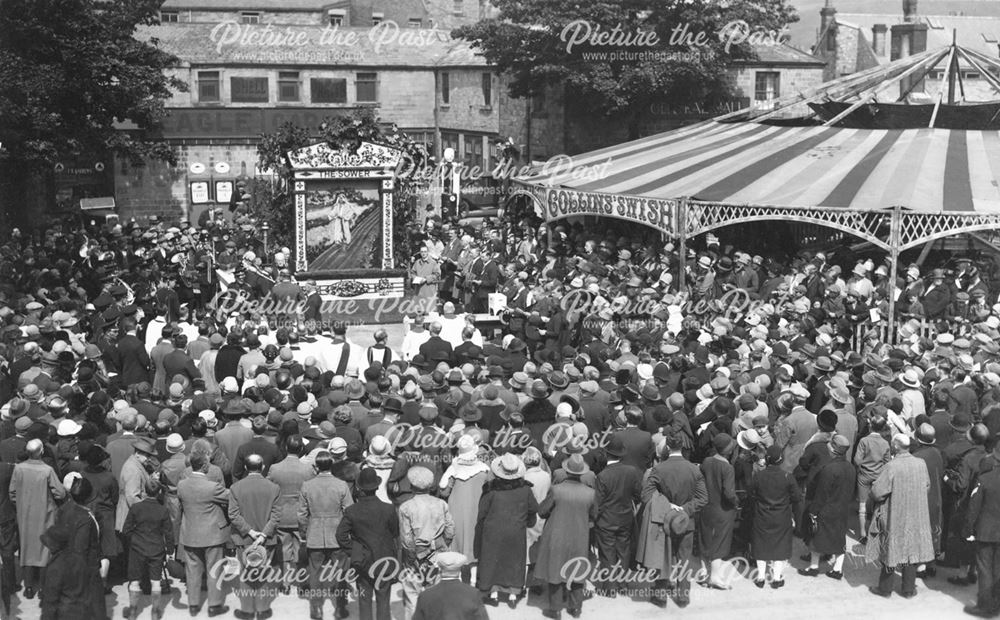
[{"x1": 112, "y1": 277, "x2": 136, "y2": 306}]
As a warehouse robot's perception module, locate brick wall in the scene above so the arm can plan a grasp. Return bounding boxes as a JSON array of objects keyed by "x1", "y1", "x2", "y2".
[{"x1": 115, "y1": 144, "x2": 261, "y2": 223}]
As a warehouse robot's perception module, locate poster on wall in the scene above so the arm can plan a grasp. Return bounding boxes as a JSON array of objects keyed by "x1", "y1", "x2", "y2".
[
  {"x1": 190, "y1": 181, "x2": 210, "y2": 204},
  {"x1": 215, "y1": 180, "x2": 233, "y2": 204},
  {"x1": 304, "y1": 180, "x2": 382, "y2": 271}
]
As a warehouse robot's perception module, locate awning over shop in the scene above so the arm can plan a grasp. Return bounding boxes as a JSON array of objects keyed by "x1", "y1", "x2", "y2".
[{"x1": 517, "y1": 120, "x2": 1000, "y2": 213}]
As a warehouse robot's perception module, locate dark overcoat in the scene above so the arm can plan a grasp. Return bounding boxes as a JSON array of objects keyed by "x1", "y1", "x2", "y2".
[
  {"x1": 81, "y1": 465, "x2": 121, "y2": 557},
  {"x1": 699, "y1": 455, "x2": 738, "y2": 560},
  {"x1": 912, "y1": 444, "x2": 944, "y2": 554},
  {"x1": 533, "y1": 479, "x2": 596, "y2": 585},
  {"x1": 475, "y1": 478, "x2": 538, "y2": 590},
  {"x1": 40, "y1": 501, "x2": 107, "y2": 620},
  {"x1": 806, "y1": 457, "x2": 856, "y2": 554},
  {"x1": 749, "y1": 465, "x2": 803, "y2": 561}
]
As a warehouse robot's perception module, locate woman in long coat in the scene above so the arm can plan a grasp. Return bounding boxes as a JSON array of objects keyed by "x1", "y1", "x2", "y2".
[
  {"x1": 440, "y1": 434, "x2": 490, "y2": 581},
  {"x1": 749, "y1": 445, "x2": 803, "y2": 588},
  {"x1": 534, "y1": 454, "x2": 597, "y2": 618},
  {"x1": 40, "y1": 475, "x2": 107, "y2": 620},
  {"x1": 79, "y1": 445, "x2": 121, "y2": 562},
  {"x1": 475, "y1": 454, "x2": 538, "y2": 607},
  {"x1": 522, "y1": 447, "x2": 551, "y2": 591},
  {"x1": 800, "y1": 435, "x2": 856, "y2": 579},
  {"x1": 699, "y1": 433, "x2": 739, "y2": 588}
]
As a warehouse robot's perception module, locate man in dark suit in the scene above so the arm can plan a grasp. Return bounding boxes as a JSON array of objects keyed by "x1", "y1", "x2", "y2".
[
  {"x1": 472, "y1": 250, "x2": 501, "y2": 314},
  {"x1": 178, "y1": 452, "x2": 230, "y2": 617},
  {"x1": 641, "y1": 431, "x2": 708, "y2": 608},
  {"x1": 229, "y1": 454, "x2": 281, "y2": 620},
  {"x1": 412, "y1": 551, "x2": 488, "y2": 620},
  {"x1": 299, "y1": 451, "x2": 354, "y2": 620},
  {"x1": 215, "y1": 401, "x2": 254, "y2": 477},
  {"x1": 114, "y1": 318, "x2": 151, "y2": 387},
  {"x1": 214, "y1": 332, "x2": 247, "y2": 387},
  {"x1": 162, "y1": 334, "x2": 201, "y2": 385},
  {"x1": 0, "y1": 415, "x2": 31, "y2": 463},
  {"x1": 336, "y1": 468, "x2": 399, "y2": 620},
  {"x1": 594, "y1": 436, "x2": 643, "y2": 596},
  {"x1": 418, "y1": 322, "x2": 454, "y2": 366},
  {"x1": 232, "y1": 417, "x2": 282, "y2": 480},
  {"x1": 613, "y1": 407, "x2": 655, "y2": 472},
  {"x1": 964, "y1": 446, "x2": 1000, "y2": 617},
  {"x1": 452, "y1": 327, "x2": 483, "y2": 367}
]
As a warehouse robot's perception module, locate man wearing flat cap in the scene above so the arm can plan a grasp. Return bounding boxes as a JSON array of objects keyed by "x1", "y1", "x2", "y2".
[
  {"x1": 412, "y1": 551, "x2": 487, "y2": 620},
  {"x1": 116, "y1": 438, "x2": 157, "y2": 533},
  {"x1": 398, "y1": 465, "x2": 454, "y2": 620}
]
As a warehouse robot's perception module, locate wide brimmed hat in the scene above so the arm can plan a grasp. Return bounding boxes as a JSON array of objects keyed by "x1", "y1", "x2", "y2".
[
  {"x1": 899, "y1": 368, "x2": 921, "y2": 388},
  {"x1": 132, "y1": 438, "x2": 156, "y2": 456},
  {"x1": 491, "y1": 453, "x2": 526, "y2": 480},
  {"x1": 563, "y1": 454, "x2": 589, "y2": 476},
  {"x1": 529, "y1": 380, "x2": 551, "y2": 399}
]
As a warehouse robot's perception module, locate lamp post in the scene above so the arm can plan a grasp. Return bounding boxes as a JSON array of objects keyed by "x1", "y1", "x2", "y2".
[
  {"x1": 261, "y1": 221, "x2": 270, "y2": 258},
  {"x1": 442, "y1": 147, "x2": 456, "y2": 222}
]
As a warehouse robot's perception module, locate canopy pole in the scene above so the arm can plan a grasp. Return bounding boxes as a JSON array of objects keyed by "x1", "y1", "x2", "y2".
[
  {"x1": 823, "y1": 48, "x2": 950, "y2": 126},
  {"x1": 887, "y1": 206, "x2": 901, "y2": 344},
  {"x1": 712, "y1": 46, "x2": 943, "y2": 122},
  {"x1": 677, "y1": 198, "x2": 687, "y2": 295},
  {"x1": 896, "y1": 48, "x2": 951, "y2": 102},
  {"x1": 948, "y1": 31, "x2": 958, "y2": 104},
  {"x1": 929, "y1": 45, "x2": 958, "y2": 127},
  {"x1": 957, "y1": 48, "x2": 1000, "y2": 94}
]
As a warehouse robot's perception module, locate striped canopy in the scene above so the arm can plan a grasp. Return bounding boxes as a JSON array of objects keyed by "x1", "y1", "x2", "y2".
[{"x1": 517, "y1": 121, "x2": 1000, "y2": 212}]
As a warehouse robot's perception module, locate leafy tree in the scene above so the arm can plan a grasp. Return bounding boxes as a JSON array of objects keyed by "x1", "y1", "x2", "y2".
[
  {"x1": 0, "y1": 0, "x2": 187, "y2": 227},
  {"x1": 454, "y1": 0, "x2": 798, "y2": 138},
  {"x1": 251, "y1": 108, "x2": 431, "y2": 270}
]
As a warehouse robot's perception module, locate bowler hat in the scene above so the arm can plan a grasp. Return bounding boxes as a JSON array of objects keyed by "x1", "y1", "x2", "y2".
[{"x1": 356, "y1": 467, "x2": 381, "y2": 491}]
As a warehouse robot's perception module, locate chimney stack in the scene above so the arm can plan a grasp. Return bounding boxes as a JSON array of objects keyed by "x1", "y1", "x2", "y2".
[
  {"x1": 903, "y1": 0, "x2": 918, "y2": 23},
  {"x1": 820, "y1": 0, "x2": 837, "y2": 34}
]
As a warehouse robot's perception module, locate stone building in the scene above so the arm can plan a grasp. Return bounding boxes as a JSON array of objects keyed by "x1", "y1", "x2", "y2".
[
  {"x1": 812, "y1": 0, "x2": 1000, "y2": 100},
  {"x1": 113, "y1": 1, "x2": 519, "y2": 222}
]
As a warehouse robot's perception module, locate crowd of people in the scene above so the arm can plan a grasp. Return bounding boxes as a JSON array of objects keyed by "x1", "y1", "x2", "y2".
[{"x1": 2, "y1": 211, "x2": 1000, "y2": 620}]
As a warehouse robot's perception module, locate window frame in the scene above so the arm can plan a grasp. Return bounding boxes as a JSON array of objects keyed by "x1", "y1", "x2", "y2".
[
  {"x1": 278, "y1": 71, "x2": 301, "y2": 103},
  {"x1": 408, "y1": 18, "x2": 422, "y2": 28},
  {"x1": 327, "y1": 9, "x2": 345, "y2": 26},
  {"x1": 441, "y1": 72, "x2": 450, "y2": 105},
  {"x1": 310, "y1": 77, "x2": 348, "y2": 104},
  {"x1": 197, "y1": 70, "x2": 221, "y2": 103},
  {"x1": 159, "y1": 10, "x2": 179, "y2": 23},
  {"x1": 754, "y1": 71, "x2": 780, "y2": 103},
  {"x1": 230, "y1": 76, "x2": 270, "y2": 103},
  {"x1": 240, "y1": 11, "x2": 261, "y2": 24},
  {"x1": 481, "y1": 72, "x2": 492, "y2": 107},
  {"x1": 356, "y1": 72, "x2": 378, "y2": 103},
  {"x1": 464, "y1": 135, "x2": 484, "y2": 170}
]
